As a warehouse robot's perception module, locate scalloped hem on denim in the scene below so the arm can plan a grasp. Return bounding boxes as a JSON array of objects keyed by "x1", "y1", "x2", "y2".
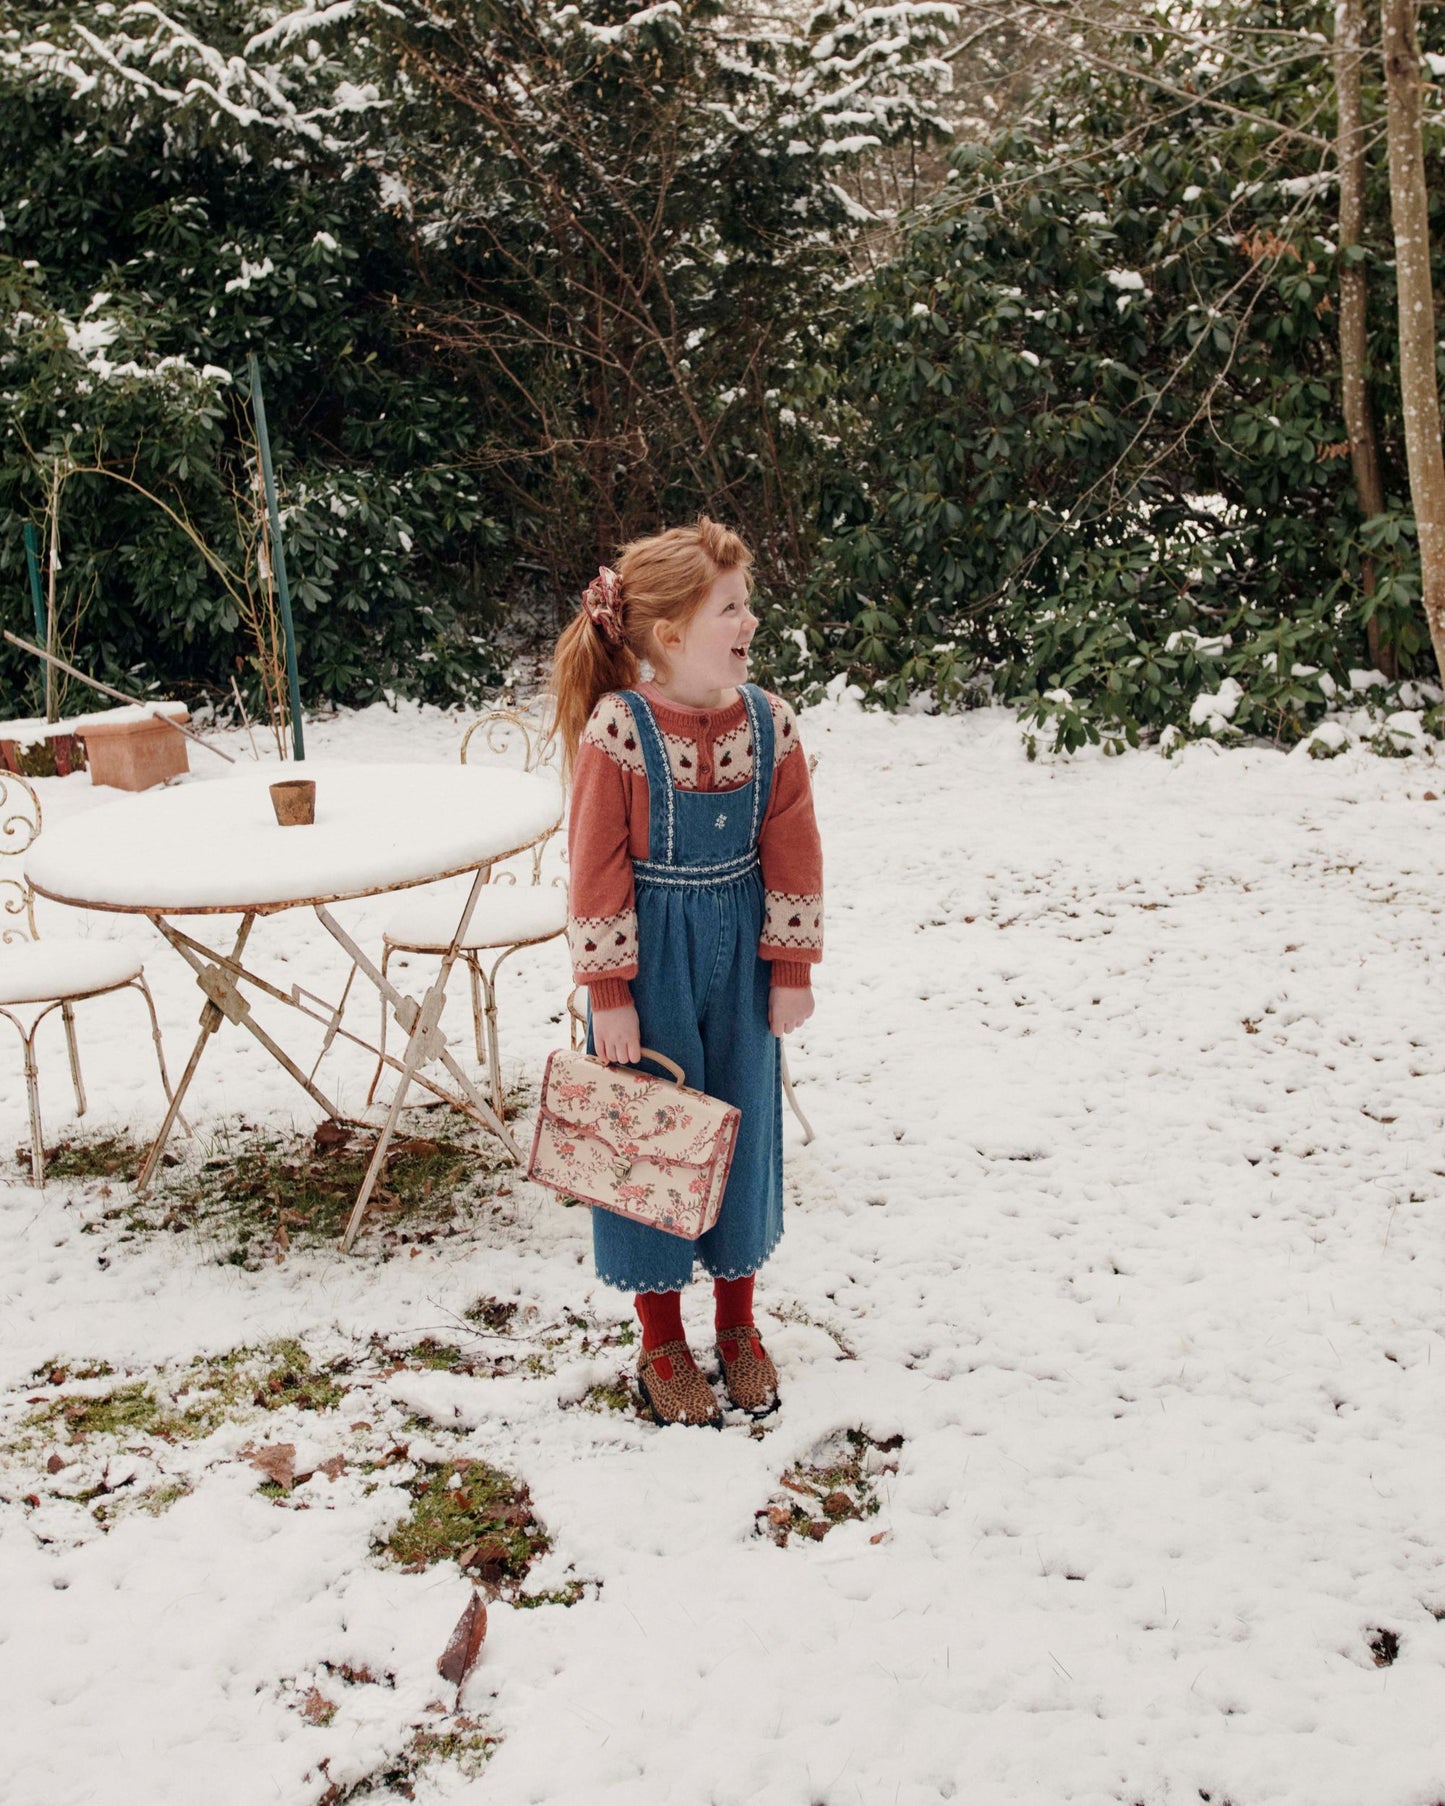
[{"x1": 594, "y1": 1222, "x2": 783, "y2": 1294}]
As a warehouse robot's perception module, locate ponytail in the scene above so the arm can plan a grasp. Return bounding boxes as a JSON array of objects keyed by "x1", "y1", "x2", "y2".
[{"x1": 550, "y1": 606, "x2": 640, "y2": 778}]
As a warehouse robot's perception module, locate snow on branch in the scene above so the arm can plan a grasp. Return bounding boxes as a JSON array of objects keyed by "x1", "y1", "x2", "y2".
[{"x1": 12, "y1": 1, "x2": 389, "y2": 151}]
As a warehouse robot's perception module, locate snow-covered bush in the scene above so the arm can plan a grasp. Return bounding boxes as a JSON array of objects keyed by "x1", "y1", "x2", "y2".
[
  {"x1": 0, "y1": 0, "x2": 503, "y2": 709},
  {"x1": 767, "y1": 1, "x2": 1445, "y2": 754}
]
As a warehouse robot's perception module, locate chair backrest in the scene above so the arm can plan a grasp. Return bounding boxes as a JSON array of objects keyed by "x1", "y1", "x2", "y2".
[
  {"x1": 0, "y1": 773, "x2": 40, "y2": 943},
  {"x1": 459, "y1": 703, "x2": 563, "y2": 885},
  {"x1": 459, "y1": 705, "x2": 553, "y2": 775}
]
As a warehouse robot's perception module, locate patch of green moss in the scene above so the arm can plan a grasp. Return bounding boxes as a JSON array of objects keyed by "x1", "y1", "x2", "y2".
[
  {"x1": 576, "y1": 1377, "x2": 637, "y2": 1416},
  {"x1": 22, "y1": 1341, "x2": 352, "y2": 1449},
  {"x1": 325, "y1": 1719, "x2": 497, "y2": 1800},
  {"x1": 512, "y1": 1580, "x2": 591, "y2": 1610},
  {"x1": 248, "y1": 1342, "x2": 350, "y2": 1415},
  {"x1": 29, "y1": 1357, "x2": 114, "y2": 1386},
  {"x1": 44, "y1": 1122, "x2": 509, "y2": 1265},
  {"x1": 463, "y1": 1296, "x2": 517, "y2": 1333},
  {"x1": 141, "y1": 1477, "x2": 193, "y2": 1517},
  {"x1": 758, "y1": 1429, "x2": 902, "y2": 1547},
  {"x1": 406, "y1": 1723, "x2": 498, "y2": 1778},
  {"x1": 28, "y1": 1382, "x2": 164, "y2": 1442},
  {"x1": 396, "y1": 1339, "x2": 465, "y2": 1372},
  {"x1": 38, "y1": 1134, "x2": 142, "y2": 1182},
  {"x1": 381, "y1": 1459, "x2": 548, "y2": 1586}
]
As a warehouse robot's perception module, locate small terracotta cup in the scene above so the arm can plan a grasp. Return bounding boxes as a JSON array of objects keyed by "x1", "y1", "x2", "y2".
[{"x1": 269, "y1": 778, "x2": 316, "y2": 827}]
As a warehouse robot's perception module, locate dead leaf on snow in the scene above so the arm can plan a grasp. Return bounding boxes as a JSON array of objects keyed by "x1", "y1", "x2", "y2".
[
  {"x1": 247, "y1": 1443, "x2": 297, "y2": 1491},
  {"x1": 301, "y1": 1687, "x2": 336, "y2": 1725},
  {"x1": 437, "y1": 1590, "x2": 488, "y2": 1688}
]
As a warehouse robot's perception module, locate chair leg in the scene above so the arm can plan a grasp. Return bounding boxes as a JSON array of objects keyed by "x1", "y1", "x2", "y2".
[
  {"x1": 780, "y1": 1045, "x2": 815, "y2": 1146},
  {"x1": 567, "y1": 985, "x2": 587, "y2": 1051},
  {"x1": 0, "y1": 1004, "x2": 54, "y2": 1186},
  {"x1": 61, "y1": 1001, "x2": 87, "y2": 1116},
  {"x1": 131, "y1": 975, "x2": 189, "y2": 1135},
  {"x1": 468, "y1": 956, "x2": 487, "y2": 1066},
  {"x1": 481, "y1": 959, "x2": 504, "y2": 1122},
  {"x1": 25, "y1": 1033, "x2": 45, "y2": 1186},
  {"x1": 0, "y1": 1010, "x2": 49, "y2": 1188}
]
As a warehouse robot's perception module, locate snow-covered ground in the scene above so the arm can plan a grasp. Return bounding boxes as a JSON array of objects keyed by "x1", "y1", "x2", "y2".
[{"x1": 3, "y1": 696, "x2": 1445, "y2": 1806}]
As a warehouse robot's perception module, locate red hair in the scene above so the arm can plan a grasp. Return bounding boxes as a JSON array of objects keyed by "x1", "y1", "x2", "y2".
[{"x1": 549, "y1": 516, "x2": 754, "y2": 774}]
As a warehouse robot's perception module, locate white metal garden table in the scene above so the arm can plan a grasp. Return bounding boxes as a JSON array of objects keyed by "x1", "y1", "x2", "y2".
[{"x1": 24, "y1": 761, "x2": 563, "y2": 1249}]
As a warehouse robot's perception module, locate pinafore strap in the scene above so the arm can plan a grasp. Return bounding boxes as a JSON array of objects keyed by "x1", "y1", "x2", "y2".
[{"x1": 622, "y1": 685, "x2": 774, "y2": 870}]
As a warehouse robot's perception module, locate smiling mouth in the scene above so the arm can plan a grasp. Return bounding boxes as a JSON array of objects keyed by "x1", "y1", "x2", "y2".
[{"x1": 732, "y1": 645, "x2": 750, "y2": 661}]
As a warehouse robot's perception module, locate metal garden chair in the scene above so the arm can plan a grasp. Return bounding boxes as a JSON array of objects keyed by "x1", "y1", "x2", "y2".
[
  {"x1": 367, "y1": 708, "x2": 567, "y2": 1121},
  {"x1": 0, "y1": 773, "x2": 180, "y2": 1186}
]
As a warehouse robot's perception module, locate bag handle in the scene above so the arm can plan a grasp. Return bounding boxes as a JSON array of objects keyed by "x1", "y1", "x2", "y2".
[{"x1": 601, "y1": 1048, "x2": 686, "y2": 1087}]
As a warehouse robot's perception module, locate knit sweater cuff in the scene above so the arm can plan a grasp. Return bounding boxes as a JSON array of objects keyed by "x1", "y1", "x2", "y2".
[
  {"x1": 769, "y1": 960, "x2": 814, "y2": 990},
  {"x1": 587, "y1": 975, "x2": 634, "y2": 1012}
]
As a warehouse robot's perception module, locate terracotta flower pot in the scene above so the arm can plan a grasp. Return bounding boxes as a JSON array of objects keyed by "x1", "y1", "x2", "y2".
[
  {"x1": 80, "y1": 713, "x2": 188, "y2": 790},
  {"x1": 270, "y1": 779, "x2": 316, "y2": 826}
]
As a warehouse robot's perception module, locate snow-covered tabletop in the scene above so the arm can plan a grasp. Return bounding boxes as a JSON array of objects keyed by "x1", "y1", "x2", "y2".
[{"x1": 24, "y1": 761, "x2": 563, "y2": 915}]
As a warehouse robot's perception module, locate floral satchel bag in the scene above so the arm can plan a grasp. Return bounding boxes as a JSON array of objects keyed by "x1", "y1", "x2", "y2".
[{"x1": 525, "y1": 1048, "x2": 740, "y2": 1239}]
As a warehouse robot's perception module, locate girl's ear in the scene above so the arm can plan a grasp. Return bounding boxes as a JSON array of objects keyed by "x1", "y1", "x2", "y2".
[{"x1": 651, "y1": 615, "x2": 683, "y2": 660}]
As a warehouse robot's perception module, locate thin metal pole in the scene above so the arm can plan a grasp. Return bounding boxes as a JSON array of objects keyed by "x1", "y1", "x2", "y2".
[
  {"x1": 21, "y1": 523, "x2": 49, "y2": 717},
  {"x1": 21, "y1": 523, "x2": 45, "y2": 645},
  {"x1": 1, "y1": 632, "x2": 235, "y2": 762},
  {"x1": 245, "y1": 353, "x2": 305, "y2": 762}
]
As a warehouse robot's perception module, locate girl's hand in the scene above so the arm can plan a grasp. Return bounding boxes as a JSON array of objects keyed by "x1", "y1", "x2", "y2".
[
  {"x1": 769, "y1": 985, "x2": 814, "y2": 1037},
  {"x1": 592, "y1": 1003, "x2": 642, "y2": 1066}
]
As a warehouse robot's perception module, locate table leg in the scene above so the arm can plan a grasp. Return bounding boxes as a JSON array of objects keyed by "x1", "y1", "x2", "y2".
[
  {"x1": 312, "y1": 892, "x2": 522, "y2": 1155},
  {"x1": 135, "y1": 915, "x2": 255, "y2": 1195},
  {"x1": 324, "y1": 869, "x2": 521, "y2": 1252},
  {"x1": 150, "y1": 915, "x2": 353, "y2": 1127}
]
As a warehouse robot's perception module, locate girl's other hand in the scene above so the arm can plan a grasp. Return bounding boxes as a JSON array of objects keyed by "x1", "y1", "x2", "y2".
[
  {"x1": 769, "y1": 985, "x2": 814, "y2": 1037},
  {"x1": 592, "y1": 1003, "x2": 642, "y2": 1066}
]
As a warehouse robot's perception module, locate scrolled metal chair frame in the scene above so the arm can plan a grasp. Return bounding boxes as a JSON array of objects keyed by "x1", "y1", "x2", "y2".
[
  {"x1": 0, "y1": 772, "x2": 180, "y2": 1186},
  {"x1": 369, "y1": 705, "x2": 567, "y2": 1122}
]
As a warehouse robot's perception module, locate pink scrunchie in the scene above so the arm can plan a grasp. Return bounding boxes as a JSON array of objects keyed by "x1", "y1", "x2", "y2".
[{"x1": 581, "y1": 566, "x2": 625, "y2": 646}]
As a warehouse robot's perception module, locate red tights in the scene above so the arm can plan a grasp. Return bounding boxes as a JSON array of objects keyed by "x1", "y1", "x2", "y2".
[{"x1": 635, "y1": 1274, "x2": 755, "y2": 1352}]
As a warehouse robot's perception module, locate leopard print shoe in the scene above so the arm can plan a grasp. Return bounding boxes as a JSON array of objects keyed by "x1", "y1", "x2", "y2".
[
  {"x1": 637, "y1": 1340, "x2": 723, "y2": 1429},
  {"x1": 715, "y1": 1326, "x2": 779, "y2": 1417}
]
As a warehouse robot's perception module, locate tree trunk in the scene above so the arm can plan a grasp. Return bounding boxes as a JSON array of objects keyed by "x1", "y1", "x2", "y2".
[
  {"x1": 1382, "y1": 0, "x2": 1445, "y2": 681},
  {"x1": 1337, "y1": 0, "x2": 1394, "y2": 675}
]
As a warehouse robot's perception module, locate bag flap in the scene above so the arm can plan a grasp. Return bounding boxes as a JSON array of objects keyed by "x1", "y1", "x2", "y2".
[{"x1": 540, "y1": 1053, "x2": 733, "y2": 1170}]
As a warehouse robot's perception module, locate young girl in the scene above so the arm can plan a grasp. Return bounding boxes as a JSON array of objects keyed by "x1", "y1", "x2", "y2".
[{"x1": 551, "y1": 518, "x2": 823, "y2": 1427}]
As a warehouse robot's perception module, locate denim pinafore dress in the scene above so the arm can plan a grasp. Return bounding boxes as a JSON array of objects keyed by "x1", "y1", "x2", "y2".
[{"x1": 588, "y1": 683, "x2": 784, "y2": 1294}]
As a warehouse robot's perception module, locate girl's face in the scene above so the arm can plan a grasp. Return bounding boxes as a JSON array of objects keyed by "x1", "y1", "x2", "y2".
[{"x1": 654, "y1": 567, "x2": 758, "y2": 702}]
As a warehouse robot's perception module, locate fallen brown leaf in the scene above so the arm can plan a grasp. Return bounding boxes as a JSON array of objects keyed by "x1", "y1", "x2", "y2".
[
  {"x1": 46, "y1": 1453, "x2": 68, "y2": 1475},
  {"x1": 314, "y1": 1121, "x2": 351, "y2": 1154},
  {"x1": 301, "y1": 1687, "x2": 335, "y2": 1724},
  {"x1": 247, "y1": 1443, "x2": 297, "y2": 1491},
  {"x1": 437, "y1": 1590, "x2": 488, "y2": 1688},
  {"x1": 389, "y1": 1137, "x2": 440, "y2": 1159}
]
